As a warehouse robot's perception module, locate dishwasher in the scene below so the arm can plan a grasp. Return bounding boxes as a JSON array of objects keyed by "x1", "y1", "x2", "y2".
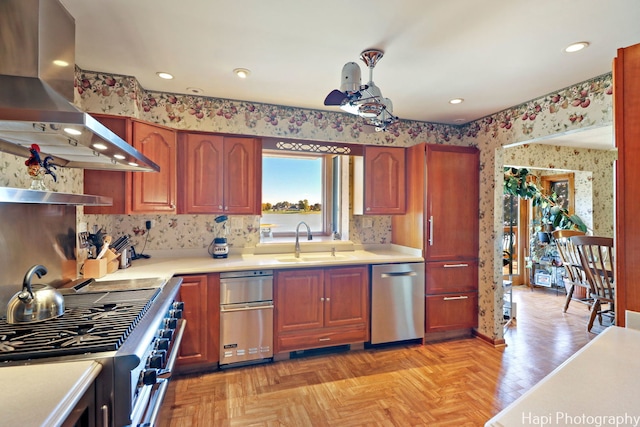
[
  {"x1": 220, "y1": 270, "x2": 274, "y2": 367},
  {"x1": 370, "y1": 263, "x2": 425, "y2": 344}
]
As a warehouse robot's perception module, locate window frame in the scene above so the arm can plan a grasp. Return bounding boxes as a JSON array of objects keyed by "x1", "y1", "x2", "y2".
[{"x1": 261, "y1": 149, "x2": 335, "y2": 237}]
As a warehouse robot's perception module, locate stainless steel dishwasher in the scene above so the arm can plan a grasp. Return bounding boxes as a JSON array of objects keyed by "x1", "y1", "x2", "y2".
[
  {"x1": 370, "y1": 263, "x2": 425, "y2": 344},
  {"x1": 220, "y1": 270, "x2": 274, "y2": 367}
]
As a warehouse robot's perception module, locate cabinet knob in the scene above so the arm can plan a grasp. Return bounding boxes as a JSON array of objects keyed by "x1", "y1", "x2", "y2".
[
  {"x1": 224, "y1": 206, "x2": 228, "y2": 211},
  {"x1": 219, "y1": 205, "x2": 223, "y2": 209},
  {"x1": 325, "y1": 297, "x2": 330, "y2": 302},
  {"x1": 366, "y1": 207, "x2": 370, "y2": 211},
  {"x1": 320, "y1": 297, "x2": 325, "y2": 301}
]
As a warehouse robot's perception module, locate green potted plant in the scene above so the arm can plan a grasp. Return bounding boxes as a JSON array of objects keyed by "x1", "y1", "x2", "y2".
[
  {"x1": 504, "y1": 167, "x2": 588, "y2": 285},
  {"x1": 503, "y1": 167, "x2": 587, "y2": 233}
]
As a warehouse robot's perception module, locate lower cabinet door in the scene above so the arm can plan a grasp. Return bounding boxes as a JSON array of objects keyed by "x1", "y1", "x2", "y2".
[{"x1": 425, "y1": 291, "x2": 478, "y2": 332}]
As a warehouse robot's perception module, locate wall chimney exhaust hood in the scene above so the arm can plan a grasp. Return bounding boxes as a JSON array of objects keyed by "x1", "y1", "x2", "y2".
[{"x1": 0, "y1": 0, "x2": 160, "y2": 172}]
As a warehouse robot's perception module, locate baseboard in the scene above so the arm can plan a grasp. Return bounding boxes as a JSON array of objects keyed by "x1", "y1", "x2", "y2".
[
  {"x1": 423, "y1": 329, "x2": 473, "y2": 343},
  {"x1": 473, "y1": 329, "x2": 507, "y2": 348}
]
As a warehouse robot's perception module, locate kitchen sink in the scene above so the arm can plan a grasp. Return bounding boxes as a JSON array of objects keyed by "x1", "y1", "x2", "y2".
[{"x1": 275, "y1": 253, "x2": 349, "y2": 263}]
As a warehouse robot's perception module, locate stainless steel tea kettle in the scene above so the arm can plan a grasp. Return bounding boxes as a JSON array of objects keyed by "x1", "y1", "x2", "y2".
[{"x1": 6, "y1": 265, "x2": 65, "y2": 324}]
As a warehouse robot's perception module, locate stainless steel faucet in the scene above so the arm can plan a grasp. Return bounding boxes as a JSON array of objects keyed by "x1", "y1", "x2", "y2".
[{"x1": 294, "y1": 221, "x2": 312, "y2": 258}]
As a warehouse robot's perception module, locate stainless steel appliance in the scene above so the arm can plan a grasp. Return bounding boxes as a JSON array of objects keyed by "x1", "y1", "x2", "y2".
[
  {"x1": 370, "y1": 263, "x2": 425, "y2": 344},
  {"x1": 220, "y1": 270, "x2": 273, "y2": 367},
  {"x1": 0, "y1": 0, "x2": 159, "y2": 172},
  {"x1": 0, "y1": 276, "x2": 185, "y2": 427}
]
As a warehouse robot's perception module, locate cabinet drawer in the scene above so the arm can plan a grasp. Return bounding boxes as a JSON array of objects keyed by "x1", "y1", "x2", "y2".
[
  {"x1": 425, "y1": 261, "x2": 477, "y2": 294},
  {"x1": 276, "y1": 326, "x2": 368, "y2": 353},
  {"x1": 425, "y1": 292, "x2": 478, "y2": 332}
]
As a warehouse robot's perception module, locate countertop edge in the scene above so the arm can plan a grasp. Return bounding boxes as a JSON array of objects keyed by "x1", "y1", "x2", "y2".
[
  {"x1": 45, "y1": 362, "x2": 103, "y2": 427},
  {"x1": 98, "y1": 248, "x2": 424, "y2": 281},
  {"x1": 0, "y1": 360, "x2": 102, "y2": 427}
]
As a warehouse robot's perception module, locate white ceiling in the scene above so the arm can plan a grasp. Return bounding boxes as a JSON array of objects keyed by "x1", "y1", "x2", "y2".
[{"x1": 60, "y1": 0, "x2": 639, "y2": 149}]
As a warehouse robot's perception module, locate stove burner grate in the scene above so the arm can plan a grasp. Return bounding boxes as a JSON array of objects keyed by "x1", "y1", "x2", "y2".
[{"x1": 0, "y1": 288, "x2": 160, "y2": 362}]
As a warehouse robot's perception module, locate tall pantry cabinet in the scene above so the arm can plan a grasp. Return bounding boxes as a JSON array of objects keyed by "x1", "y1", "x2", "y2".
[
  {"x1": 614, "y1": 42, "x2": 640, "y2": 325},
  {"x1": 392, "y1": 143, "x2": 479, "y2": 334}
]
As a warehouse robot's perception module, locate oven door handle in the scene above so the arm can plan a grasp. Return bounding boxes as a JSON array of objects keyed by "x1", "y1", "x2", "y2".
[{"x1": 139, "y1": 318, "x2": 187, "y2": 427}]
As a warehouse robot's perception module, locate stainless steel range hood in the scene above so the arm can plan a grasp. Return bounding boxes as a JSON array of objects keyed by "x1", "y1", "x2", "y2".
[{"x1": 0, "y1": 0, "x2": 159, "y2": 172}]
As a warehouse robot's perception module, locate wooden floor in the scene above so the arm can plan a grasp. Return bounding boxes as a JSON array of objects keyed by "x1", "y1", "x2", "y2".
[{"x1": 158, "y1": 285, "x2": 609, "y2": 427}]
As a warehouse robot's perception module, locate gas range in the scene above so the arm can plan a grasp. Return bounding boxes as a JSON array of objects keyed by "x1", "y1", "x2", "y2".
[
  {"x1": 0, "y1": 288, "x2": 160, "y2": 362},
  {"x1": 0, "y1": 277, "x2": 185, "y2": 427}
]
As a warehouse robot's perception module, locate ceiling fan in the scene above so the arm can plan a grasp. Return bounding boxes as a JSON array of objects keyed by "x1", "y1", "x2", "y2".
[{"x1": 324, "y1": 49, "x2": 399, "y2": 132}]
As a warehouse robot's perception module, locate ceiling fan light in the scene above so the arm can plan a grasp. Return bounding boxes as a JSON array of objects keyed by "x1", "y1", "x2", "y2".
[
  {"x1": 339, "y1": 101, "x2": 360, "y2": 115},
  {"x1": 339, "y1": 62, "x2": 362, "y2": 93},
  {"x1": 358, "y1": 102, "x2": 384, "y2": 118}
]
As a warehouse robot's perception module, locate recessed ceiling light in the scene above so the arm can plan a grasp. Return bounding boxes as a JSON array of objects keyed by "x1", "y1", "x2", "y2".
[
  {"x1": 565, "y1": 42, "x2": 590, "y2": 53},
  {"x1": 128, "y1": 162, "x2": 139, "y2": 167},
  {"x1": 113, "y1": 154, "x2": 126, "y2": 160},
  {"x1": 92, "y1": 143, "x2": 107, "y2": 151},
  {"x1": 53, "y1": 59, "x2": 69, "y2": 67},
  {"x1": 449, "y1": 98, "x2": 464, "y2": 105},
  {"x1": 186, "y1": 87, "x2": 204, "y2": 94},
  {"x1": 156, "y1": 72, "x2": 174, "y2": 80},
  {"x1": 233, "y1": 68, "x2": 251, "y2": 79},
  {"x1": 63, "y1": 127, "x2": 82, "y2": 136}
]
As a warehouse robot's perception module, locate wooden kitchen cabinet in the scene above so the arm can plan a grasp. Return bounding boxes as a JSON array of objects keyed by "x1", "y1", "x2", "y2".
[
  {"x1": 392, "y1": 143, "x2": 479, "y2": 334},
  {"x1": 83, "y1": 114, "x2": 131, "y2": 215},
  {"x1": 178, "y1": 133, "x2": 261, "y2": 214},
  {"x1": 130, "y1": 120, "x2": 177, "y2": 213},
  {"x1": 353, "y1": 146, "x2": 406, "y2": 215},
  {"x1": 425, "y1": 292, "x2": 478, "y2": 333},
  {"x1": 614, "y1": 43, "x2": 640, "y2": 324},
  {"x1": 83, "y1": 116, "x2": 177, "y2": 214},
  {"x1": 425, "y1": 261, "x2": 478, "y2": 294},
  {"x1": 274, "y1": 266, "x2": 369, "y2": 353},
  {"x1": 424, "y1": 145, "x2": 479, "y2": 262},
  {"x1": 176, "y1": 273, "x2": 220, "y2": 372}
]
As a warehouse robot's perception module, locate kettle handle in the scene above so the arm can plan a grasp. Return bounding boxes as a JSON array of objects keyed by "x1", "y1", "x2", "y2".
[{"x1": 20, "y1": 264, "x2": 48, "y2": 301}]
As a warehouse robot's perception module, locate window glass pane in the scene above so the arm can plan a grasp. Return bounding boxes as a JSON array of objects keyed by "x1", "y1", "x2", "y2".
[{"x1": 262, "y1": 154, "x2": 324, "y2": 234}]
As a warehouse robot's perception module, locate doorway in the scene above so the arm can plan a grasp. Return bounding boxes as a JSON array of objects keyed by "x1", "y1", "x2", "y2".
[{"x1": 502, "y1": 194, "x2": 528, "y2": 286}]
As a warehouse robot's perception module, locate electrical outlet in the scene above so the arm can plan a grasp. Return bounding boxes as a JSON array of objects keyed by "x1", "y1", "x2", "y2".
[{"x1": 362, "y1": 217, "x2": 373, "y2": 228}]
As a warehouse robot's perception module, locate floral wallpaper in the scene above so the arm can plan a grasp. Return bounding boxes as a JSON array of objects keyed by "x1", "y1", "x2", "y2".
[{"x1": 0, "y1": 67, "x2": 614, "y2": 343}]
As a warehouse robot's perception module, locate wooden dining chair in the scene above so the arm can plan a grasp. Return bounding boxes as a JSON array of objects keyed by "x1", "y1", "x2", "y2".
[
  {"x1": 572, "y1": 236, "x2": 615, "y2": 332},
  {"x1": 552, "y1": 229, "x2": 590, "y2": 312}
]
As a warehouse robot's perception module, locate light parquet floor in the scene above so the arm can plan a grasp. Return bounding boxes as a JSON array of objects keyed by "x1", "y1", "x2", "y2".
[{"x1": 158, "y1": 285, "x2": 608, "y2": 427}]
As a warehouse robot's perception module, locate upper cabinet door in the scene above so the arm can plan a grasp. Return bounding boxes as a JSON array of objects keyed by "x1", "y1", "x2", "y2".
[
  {"x1": 180, "y1": 133, "x2": 224, "y2": 214},
  {"x1": 425, "y1": 145, "x2": 479, "y2": 261},
  {"x1": 223, "y1": 137, "x2": 261, "y2": 214},
  {"x1": 131, "y1": 121, "x2": 177, "y2": 213},
  {"x1": 361, "y1": 146, "x2": 406, "y2": 215}
]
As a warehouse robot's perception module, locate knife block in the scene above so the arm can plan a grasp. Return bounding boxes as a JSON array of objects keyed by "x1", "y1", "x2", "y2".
[{"x1": 83, "y1": 258, "x2": 107, "y2": 279}]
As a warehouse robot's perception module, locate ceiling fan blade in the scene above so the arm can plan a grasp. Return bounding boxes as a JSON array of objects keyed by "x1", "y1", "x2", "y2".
[{"x1": 324, "y1": 89, "x2": 347, "y2": 106}]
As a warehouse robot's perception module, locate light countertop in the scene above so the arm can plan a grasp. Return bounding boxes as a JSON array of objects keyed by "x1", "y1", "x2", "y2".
[
  {"x1": 98, "y1": 244, "x2": 424, "y2": 281},
  {"x1": 486, "y1": 326, "x2": 640, "y2": 426},
  {"x1": 0, "y1": 360, "x2": 102, "y2": 427}
]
